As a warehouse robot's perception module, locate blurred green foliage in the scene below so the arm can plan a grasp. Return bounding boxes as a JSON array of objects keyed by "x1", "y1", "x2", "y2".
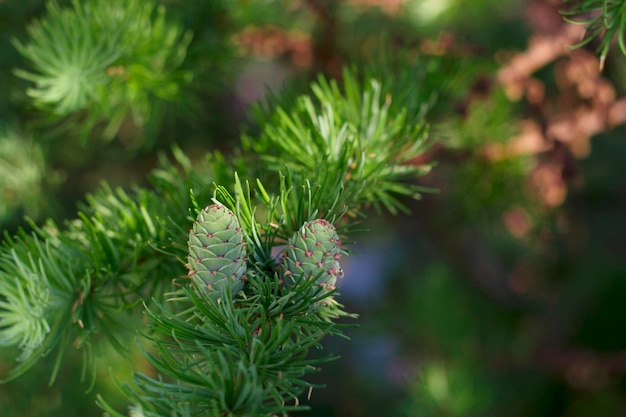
[
  {"x1": 1, "y1": 0, "x2": 626, "y2": 416},
  {"x1": 0, "y1": 126, "x2": 57, "y2": 226}
]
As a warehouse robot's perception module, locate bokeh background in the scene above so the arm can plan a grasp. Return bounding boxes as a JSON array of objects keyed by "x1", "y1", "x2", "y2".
[{"x1": 2, "y1": 0, "x2": 626, "y2": 416}]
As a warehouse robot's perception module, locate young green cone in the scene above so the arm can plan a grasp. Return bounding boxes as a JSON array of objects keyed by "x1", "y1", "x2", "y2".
[
  {"x1": 187, "y1": 203, "x2": 247, "y2": 298},
  {"x1": 280, "y1": 219, "x2": 343, "y2": 291}
]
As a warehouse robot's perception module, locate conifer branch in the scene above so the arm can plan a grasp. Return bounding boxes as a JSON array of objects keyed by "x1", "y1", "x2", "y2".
[
  {"x1": 244, "y1": 68, "x2": 433, "y2": 217},
  {"x1": 1, "y1": 63, "x2": 436, "y2": 415},
  {"x1": 95, "y1": 68, "x2": 434, "y2": 416},
  {"x1": 12, "y1": 0, "x2": 193, "y2": 141},
  {"x1": 0, "y1": 150, "x2": 216, "y2": 383},
  {"x1": 562, "y1": 0, "x2": 626, "y2": 68}
]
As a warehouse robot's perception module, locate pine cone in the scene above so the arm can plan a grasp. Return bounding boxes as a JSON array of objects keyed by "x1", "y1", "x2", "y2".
[
  {"x1": 187, "y1": 203, "x2": 247, "y2": 298},
  {"x1": 280, "y1": 219, "x2": 343, "y2": 291}
]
